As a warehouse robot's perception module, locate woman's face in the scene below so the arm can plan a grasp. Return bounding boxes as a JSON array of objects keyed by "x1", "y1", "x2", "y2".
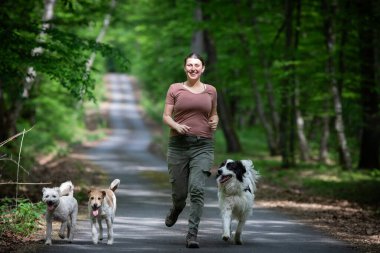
[{"x1": 184, "y1": 58, "x2": 205, "y2": 81}]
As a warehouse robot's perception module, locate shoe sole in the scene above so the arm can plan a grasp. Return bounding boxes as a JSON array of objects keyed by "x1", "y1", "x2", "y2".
[{"x1": 186, "y1": 242, "x2": 200, "y2": 248}]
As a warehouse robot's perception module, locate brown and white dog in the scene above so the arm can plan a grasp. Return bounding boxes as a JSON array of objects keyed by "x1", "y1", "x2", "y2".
[{"x1": 88, "y1": 179, "x2": 120, "y2": 245}]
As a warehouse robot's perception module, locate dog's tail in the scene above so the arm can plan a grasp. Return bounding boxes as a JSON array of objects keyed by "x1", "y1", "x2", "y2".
[
  {"x1": 241, "y1": 160, "x2": 260, "y2": 193},
  {"x1": 59, "y1": 181, "x2": 74, "y2": 197},
  {"x1": 109, "y1": 179, "x2": 120, "y2": 192}
]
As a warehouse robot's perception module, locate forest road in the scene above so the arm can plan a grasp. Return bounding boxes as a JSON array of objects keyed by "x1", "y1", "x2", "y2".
[{"x1": 35, "y1": 73, "x2": 357, "y2": 253}]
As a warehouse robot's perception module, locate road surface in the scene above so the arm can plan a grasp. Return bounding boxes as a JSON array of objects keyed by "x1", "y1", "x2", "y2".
[{"x1": 35, "y1": 73, "x2": 357, "y2": 253}]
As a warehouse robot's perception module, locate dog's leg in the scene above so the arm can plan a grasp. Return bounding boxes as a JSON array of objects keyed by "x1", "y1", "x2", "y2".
[
  {"x1": 234, "y1": 219, "x2": 246, "y2": 245},
  {"x1": 69, "y1": 206, "x2": 78, "y2": 243},
  {"x1": 45, "y1": 214, "x2": 53, "y2": 245},
  {"x1": 66, "y1": 219, "x2": 72, "y2": 239},
  {"x1": 221, "y1": 209, "x2": 232, "y2": 242},
  {"x1": 106, "y1": 217, "x2": 114, "y2": 245},
  {"x1": 98, "y1": 218, "x2": 103, "y2": 241},
  {"x1": 58, "y1": 221, "x2": 67, "y2": 239},
  {"x1": 91, "y1": 218, "x2": 99, "y2": 244}
]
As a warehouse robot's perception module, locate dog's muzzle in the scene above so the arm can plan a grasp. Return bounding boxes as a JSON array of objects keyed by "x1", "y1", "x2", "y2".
[
  {"x1": 46, "y1": 201, "x2": 56, "y2": 211},
  {"x1": 91, "y1": 205, "x2": 100, "y2": 217},
  {"x1": 217, "y1": 170, "x2": 232, "y2": 184}
]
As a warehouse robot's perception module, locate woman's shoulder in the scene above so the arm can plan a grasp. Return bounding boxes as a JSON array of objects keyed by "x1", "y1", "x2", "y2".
[
  {"x1": 168, "y1": 82, "x2": 183, "y2": 91},
  {"x1": 205, "y1": 84, "x2": 217, "y2": 93}
]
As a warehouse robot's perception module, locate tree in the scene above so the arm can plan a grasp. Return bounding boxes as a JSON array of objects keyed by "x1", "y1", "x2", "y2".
[
  {"x1": 322, "y1": 0, "x2": 352, "y2": 169},
  {"x1": 357, "y1": 0, "x2": 380, "y2": 169},
  {"x1": 0, "y1": 0, "x2": 118, "y2": 142}
]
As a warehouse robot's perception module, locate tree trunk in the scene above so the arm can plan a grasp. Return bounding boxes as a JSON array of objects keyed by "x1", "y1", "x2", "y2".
[
  {"x1": 279, "y1": 0, "x2": 296, "y2": 168},
  {"x1": 292, "y1": 0, "x2": 310, "y2": 162},
  {"x1": 250, "y1": 3, "x2": 280, "y2": 155},
  {"x1": 322, "y1": 0, "x2": 352, "y2": 169},
  {"x1": 295, "y1": 79, "x2": 310, "y2": 161},
  {"x1": 357, "y1": 0, "x2": 380, "y2": 169},
  {"x1": 200, "y1": 4, "x2": 241, "y2": 153},
  {"x1": 85, "y1": 0, "x2": 116, "y2": 74},
  {"x1": 319, "y1": 113, "x2": 330, "y2": 164},
  {"x1": 4, "y1": 0, "x2": 56, "y2": 140},
  {"x1": 191, "y1": 3, "x2": 204, "y2": 54}
]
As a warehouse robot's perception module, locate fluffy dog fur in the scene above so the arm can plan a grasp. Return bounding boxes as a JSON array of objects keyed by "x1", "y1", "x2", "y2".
[
  {"x1": 42, "y1": 181, "x2": 78, "y2": 245},
  {"x1": 216, "y1": 159, "x2": 259, "y2": 245},
  {"x1": 88, "y1": 179, "x2": 120, "y2": 245}
]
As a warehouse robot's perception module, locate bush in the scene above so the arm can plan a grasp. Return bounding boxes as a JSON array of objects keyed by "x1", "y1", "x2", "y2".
[{"x1": 0, "y1": 198, "x2": 45, "y2": 237}]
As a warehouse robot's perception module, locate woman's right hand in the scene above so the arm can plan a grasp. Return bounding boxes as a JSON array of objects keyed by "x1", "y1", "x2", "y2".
[{"x1": 174, "y1": 123, "x2": 191, "y2": 135}]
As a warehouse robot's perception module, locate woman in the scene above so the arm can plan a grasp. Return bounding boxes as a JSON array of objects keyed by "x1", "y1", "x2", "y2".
[{"x1": 162, "y1": 53, "x2": 218, "y2": 248}]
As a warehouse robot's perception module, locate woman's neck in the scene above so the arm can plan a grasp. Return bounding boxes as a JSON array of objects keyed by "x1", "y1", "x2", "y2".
[{"x1": 185, "y1": 79, "x2": 202, "y2": 87}]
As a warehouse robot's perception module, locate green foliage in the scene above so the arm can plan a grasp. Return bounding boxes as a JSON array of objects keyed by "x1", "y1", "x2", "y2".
[
  {"x1": 0, "y1": 0, "x2": 125, "y2": 189},
  {"x1": 0, "y1": 198, "x2": 45, "y2": 237}
]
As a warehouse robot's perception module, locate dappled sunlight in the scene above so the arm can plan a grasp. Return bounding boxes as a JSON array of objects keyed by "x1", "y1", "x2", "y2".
[
  {"x1": 116, "y1": 188, "x2": 167, "y2": 198},
  {"x1": 257, "y1": 200, "x2": 359, "y2": 213}
]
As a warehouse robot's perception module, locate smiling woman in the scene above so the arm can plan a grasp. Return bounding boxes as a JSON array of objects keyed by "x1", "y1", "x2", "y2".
[{"x1": 162, "y1": 52, "x2": 218, "y2": 248}]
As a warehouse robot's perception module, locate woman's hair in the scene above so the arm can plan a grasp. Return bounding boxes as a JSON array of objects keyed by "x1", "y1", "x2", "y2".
[{"x1": 184, "y1": 53, "x2": 205, "y2": 66}]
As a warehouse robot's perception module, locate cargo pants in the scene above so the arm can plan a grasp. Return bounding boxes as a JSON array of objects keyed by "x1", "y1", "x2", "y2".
[{"x1": 167, "y1": 135, "x2": 214, "y2": 235}]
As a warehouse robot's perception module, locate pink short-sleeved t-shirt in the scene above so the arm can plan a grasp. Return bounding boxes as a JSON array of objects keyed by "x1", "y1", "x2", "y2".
[{"x1": 165, "y1": 83, "x2": 217, "y2": 138}]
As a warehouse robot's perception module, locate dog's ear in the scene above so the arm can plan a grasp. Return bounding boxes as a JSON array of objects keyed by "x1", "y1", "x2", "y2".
[
  {"x1": 241, "y1": 160, "x2": 253, "y2": 169},
  {"x1": 88, "y1": 189, "x2": 93, "y2": 197},
  {"x1": 42, "y1": 187, "x2": 47, "y2": 193},
  {"x1": 101, "y1": 191, "x2": 106, "y2": 197},
  {"x1": 235, "y1": 161, "x2": 246, "y2": 182}
]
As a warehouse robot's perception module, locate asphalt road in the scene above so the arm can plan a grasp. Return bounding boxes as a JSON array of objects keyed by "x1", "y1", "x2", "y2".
[{"x1": 35, "y1": 74, "x2": 357, "y2": 253}]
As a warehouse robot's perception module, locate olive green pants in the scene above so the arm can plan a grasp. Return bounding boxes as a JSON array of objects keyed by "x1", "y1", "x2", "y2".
[{"x1": 167, "y1": 135, "x2": 214, "y2": 235}]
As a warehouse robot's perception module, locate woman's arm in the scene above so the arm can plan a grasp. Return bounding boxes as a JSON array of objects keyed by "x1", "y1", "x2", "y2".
[
  {"x1": 163, "y1": 103, "x2": 191, "y2": 134},
  {"x1": 208, "y1": 103, "x2": 219, "y2": 131}
]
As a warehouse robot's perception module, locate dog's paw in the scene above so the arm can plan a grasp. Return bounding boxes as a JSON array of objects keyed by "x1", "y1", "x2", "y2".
[
  {"x1": 92, "y1": 240, "x2": 98, "y2": 245},
  {"x1": 222, "y1": 235, "x2": 230, "y2": 242},
  {"x1": 234, "y1": 234, "x2": 243, "y2": 245},
  {"x1": 58, "y1": 233, "x2": 65, "y2": 239},
  {"x1": 45, "y1": 239, "x2": 52, "y2": 245},
  {"x1": 107, "y1": 239, "x2": 113, "y2": 245}
]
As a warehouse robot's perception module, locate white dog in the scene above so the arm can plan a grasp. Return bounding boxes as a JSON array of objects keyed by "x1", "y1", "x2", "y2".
[
  {"x1": 216, "y1": 159, "x2": 259, "y2": 245},
  {"x1": 88, "y1": 179, "x2": 120, "y2": 245},
  {"x1": 42, "y1": 181, "x2": 78, "y2": 245}
]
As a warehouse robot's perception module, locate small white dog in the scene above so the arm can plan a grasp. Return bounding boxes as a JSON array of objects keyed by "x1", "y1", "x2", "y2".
[
  {"x1": 42, "y1": 181, "x2": 78, "y2": 245},
  {"x1": 88, "y1": 179, "x2": 120, "y2": 245},
  {"x1": 216, "y1": 159, "x2": 259, "y2": 245}
]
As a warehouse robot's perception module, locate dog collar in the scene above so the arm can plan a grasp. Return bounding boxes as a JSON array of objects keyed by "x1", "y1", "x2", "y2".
[{"x1": 244, "y1": 187, "x2": 252, "y2": 193}]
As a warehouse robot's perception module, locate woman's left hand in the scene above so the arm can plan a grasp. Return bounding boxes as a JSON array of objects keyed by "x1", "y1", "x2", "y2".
[{"x1": 208, "y1": 118, "x2": 218, "y2": 131}]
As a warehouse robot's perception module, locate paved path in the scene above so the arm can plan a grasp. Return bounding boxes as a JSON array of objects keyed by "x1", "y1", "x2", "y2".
[{"x1": 36, "y1": 74, "x2": 357, "y2": 253}]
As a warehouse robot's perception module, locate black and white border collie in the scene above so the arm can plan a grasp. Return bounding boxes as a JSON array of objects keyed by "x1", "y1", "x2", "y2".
[{"x1": 216, "y1": 159, "x2": 259, "y2": 245}]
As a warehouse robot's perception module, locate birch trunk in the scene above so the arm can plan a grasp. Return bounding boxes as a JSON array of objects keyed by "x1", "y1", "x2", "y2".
[
  {"x1": 85, "y1": 0, "x2": 116, "y2": 74},
  {"x1": 318, "y1": 112, "x2": 330, "y2": 164},
  {"x1": 322, "y1": 0, "x2": 352, "y2": 169},
  {"x1": 77, "y1": 0, "x2": 116, "y2": 105},
  {"x1": 295, "y1": 79, "x2": 310, "y2": 161},
  {"x1": 5, "y1": 0, "x2": 56, "y2": 138},
  {"x1": 251, "y1": 3, "x2": 280, "y2": 154},
  {"x1": 293, "y1": 0, "x2": 310, "y2": 162}
]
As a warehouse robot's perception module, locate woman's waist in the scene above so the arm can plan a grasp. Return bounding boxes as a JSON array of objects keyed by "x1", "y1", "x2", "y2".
[{"x1": 170, "y1": 134, "x2": 212, "y2": 142}]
